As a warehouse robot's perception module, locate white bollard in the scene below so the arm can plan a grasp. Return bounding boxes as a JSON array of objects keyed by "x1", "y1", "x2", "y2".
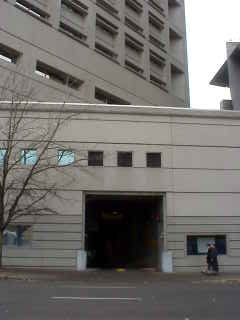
[
  {"x1": 161, "y1": 251, "x2": 173, "y2": 273},
  {"x1": 76, "y1": 250, "x2": 87, "y2": 271}
]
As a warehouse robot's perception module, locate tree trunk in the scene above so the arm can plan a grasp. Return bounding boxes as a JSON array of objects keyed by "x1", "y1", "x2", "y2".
[{"x1": 0, "y1": 231, "x2": 3, "y2": 268}]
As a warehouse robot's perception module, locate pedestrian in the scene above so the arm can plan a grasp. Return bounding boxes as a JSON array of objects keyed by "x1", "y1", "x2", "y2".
[
  {"x1": 211, "y1": 243, "x2": 219, "y2": 274},
  {"x1": 206, "y1": 243, "x2": 213, "y2": 273}
]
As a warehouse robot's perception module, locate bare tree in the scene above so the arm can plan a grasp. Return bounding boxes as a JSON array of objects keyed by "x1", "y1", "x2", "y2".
[{"x1": 0, "y1": 74, "x2": 85, "y2": 267}]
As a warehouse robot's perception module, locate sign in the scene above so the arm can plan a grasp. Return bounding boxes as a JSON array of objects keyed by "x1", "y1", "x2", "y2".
[{"x1": 197, "y1": 237, "x2": 215, "y2": 254}]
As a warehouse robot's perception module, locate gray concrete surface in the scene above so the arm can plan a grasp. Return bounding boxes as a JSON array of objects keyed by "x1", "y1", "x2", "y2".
[{"x1": 1, "y1": 270, "x2": 240, "y2": 319}]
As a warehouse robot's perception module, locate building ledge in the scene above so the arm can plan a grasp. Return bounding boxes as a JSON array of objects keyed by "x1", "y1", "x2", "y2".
[{"x1": 2, "y1": 102, "x2": 240, "y2": 120}]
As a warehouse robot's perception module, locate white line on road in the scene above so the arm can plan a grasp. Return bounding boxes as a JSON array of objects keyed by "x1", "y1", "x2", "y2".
[
  {"x1": 59, "y1": 286, "x2": 137, "y2": 289},
  {"x1": 51, "y1": 297, "x2": 142, "y2": 301}
]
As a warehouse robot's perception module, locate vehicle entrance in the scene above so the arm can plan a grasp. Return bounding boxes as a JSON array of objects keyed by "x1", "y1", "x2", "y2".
[{"x1": 85, "y1": 194, "x2": 163, "y2": 269}]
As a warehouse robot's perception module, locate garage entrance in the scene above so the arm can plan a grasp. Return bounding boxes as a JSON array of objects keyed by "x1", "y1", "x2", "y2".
[{"x1": 85, "y1": 194, "x2": 163, "y2": 269}]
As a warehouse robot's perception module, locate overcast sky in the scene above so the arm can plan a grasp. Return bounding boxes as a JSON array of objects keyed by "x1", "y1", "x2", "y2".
[{"x1": 184, "y1": 0, "x2": 239, "y2": 109}]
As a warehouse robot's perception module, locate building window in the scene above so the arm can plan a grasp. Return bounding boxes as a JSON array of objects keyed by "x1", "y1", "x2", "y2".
[
  {"x1": 21, "y1": 149, "x2": 37, "y2": 165},
  {"x1": 88, "y1": 151, "x2": 103, "y2": 166},
  {"x1": 0, "y1": 44, "x2": 21, "y2": 64},
  {"x1": 3, "y1": 225, "x2": 32, "y2": 247},
  {"x1": 95, "y1": 42, "x2": 118, "y2": 60},
  {"x1": 146, "y1": 153, "x2": 161, "y2": 168},
  {"x1": 58, "y1": 150, "x2": 75, "y2": 166},
  {"x1": 187, "y1": 235, "x2": 227, "y2": 256},
  {"x1": 61, "y1": 0, "x2": 88, "y2": 17},
  {"x1": 15, "y1": 0, "x2": 49, "y2": 21},
  {"x1": 0, "y1": 149, "x2": 6, "y2": 165},
  {"x1": 125, "y1": 0, "x2": 143, "y2": 13},
  {"x1": 168, "y1": 0, "x2": 181, "y2": 8},
  {"x1": 95, "y1": 88, "x2": 130, "y2": 105},
  {"x1": 117, "y1": 152, "x2": 132, "y2": 167},
  {"x1": 96, "y1": 0, "x2": 119, "y2": 17},
  {"x1": 35, "y1": 61, "x2": 83, "y2": 90},
  {"x1": 149, "y1": 12, "x2": 164, "y2": 31},
  {"x1": 59, "y1": 22, "x2": 87, "y2": 43},
  {"x1": 148, "y1": 0, "x2": 165, "y2": 16}
]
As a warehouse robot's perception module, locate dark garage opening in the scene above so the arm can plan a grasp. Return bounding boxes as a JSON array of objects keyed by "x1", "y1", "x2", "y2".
[{"x1": 85, "y1": 195, "x2": 163, "y2": 269}]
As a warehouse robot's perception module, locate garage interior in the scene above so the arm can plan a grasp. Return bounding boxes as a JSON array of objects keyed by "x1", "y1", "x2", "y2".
[{"x1": 85, "y1": 194, "x2": 163, "y2": 269}]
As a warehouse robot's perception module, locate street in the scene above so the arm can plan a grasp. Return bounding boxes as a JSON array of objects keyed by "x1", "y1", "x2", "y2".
[{"x1": 1, "y1": 271, "x2": 240, "y2": 319}]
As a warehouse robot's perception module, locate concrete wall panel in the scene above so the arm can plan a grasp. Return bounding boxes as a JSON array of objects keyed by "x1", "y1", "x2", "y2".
[{"x1": 169, "y1": 193, "x2": 240, "y2": 217}]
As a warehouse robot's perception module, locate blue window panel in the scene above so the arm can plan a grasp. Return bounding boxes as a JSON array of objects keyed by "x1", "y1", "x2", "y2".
[
  {"x1": 21, "y1": 150, "x2": 37, "y2": 165},
  {"x1": 3, "y1": 226, "x2": 32, "y2": 246},
  {"x1": 0, "y1": 149, "x2": 6, "y2": 165},
  {"x1": 58, "y1": 150, "x2": 75, "y2": 166}
]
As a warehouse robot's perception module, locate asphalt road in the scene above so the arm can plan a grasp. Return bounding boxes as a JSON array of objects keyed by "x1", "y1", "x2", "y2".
[{"x1": 1, "y1": 272, "x2": 240, "y2": 320}]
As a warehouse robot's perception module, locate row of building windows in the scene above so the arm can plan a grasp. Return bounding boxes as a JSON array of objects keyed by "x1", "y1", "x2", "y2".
[
  {"x1": 14, "y1": 0, "x2": 179, "y2": 32},
  {"x1": 0, "y1": 149, "x2": 162, "y2": 168},
  {"x1": 10, "y1": 0, "x2": 184, "y2": 89},
  {"x1": 0, "y1": 39, "x2": 171, "y2": 91},
  {"x1": 2, "y1": 0, "x2": 185, "y2": 100},
  {"x1": 0, "y1": 40, "x2": 182, "y2": 99},
  {"x1": 0, "y1": 41, "x2": 132, "y2": 103},
  {"x1": 14, "y1": 0, "x2": 182, "y2": 53}
]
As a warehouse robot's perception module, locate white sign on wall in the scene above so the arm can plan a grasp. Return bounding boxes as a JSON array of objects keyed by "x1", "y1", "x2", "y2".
[{"x1": 197, "y1": 237, "x2": 215, "y2": 254}]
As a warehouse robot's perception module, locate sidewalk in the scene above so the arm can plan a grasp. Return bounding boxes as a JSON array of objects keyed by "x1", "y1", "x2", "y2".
[{"x1": 1, "y1": 268, "x2": 240, "y2": 284}]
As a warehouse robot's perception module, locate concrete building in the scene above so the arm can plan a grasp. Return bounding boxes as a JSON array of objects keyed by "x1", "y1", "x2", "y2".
[
  {"x1": 1, "y1": 1, "x2": 240, "y2": 273},
  {"x1": 211, "y1": 42, "x2": 240, "y2": 111},
  {"x1": 0, "y1": 0, "x2": 189, "y2": 106},
  {"x1": 1, "y1": 103, "x2": 240, "y2": 273}
]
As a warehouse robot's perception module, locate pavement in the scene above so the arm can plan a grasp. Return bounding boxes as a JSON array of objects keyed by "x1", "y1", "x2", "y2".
[
  {"x1": 1, "y1": 269, "x2": 240, "y2": 319},
  {"x1": 1, "y1": 267, "x2": 240, "y2": 284}
]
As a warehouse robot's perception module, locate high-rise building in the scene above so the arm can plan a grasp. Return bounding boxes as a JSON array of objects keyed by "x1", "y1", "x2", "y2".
[
  {"x1": 0, "y1": 0, "x2": 189, "y2": 106},
  {"x1": 211, "y1": 42, "x2": 240, "y2": 111}
]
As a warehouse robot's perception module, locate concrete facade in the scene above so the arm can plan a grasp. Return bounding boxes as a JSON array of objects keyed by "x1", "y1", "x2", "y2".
[
  {"x1": 211, "y1": 42, "x2": 240, "y2": 111},
  {"x1": 1, "y1": 104, "x2": 240, "y2": 272},
  {"x1": 0, "y1": 0, "x2": 189, "y2": 106},
  {"x1": 1, "y1": 0, "x2": 240, "y2": 273}
]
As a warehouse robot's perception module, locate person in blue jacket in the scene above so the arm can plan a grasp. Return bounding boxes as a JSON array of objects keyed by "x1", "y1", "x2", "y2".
[{"x1": 210, "y1": 243, "x2": 219, "y2": 274}]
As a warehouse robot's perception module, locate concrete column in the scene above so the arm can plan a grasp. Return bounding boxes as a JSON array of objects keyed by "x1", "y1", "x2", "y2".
[
  {"x1": 116, "y1": 0, "x2": 125, "y2": 66},
  {"x1": 157, "y1": 197, "x2": 164, "y2": 271},
  {"x1": 142, "y1": 3, "x2": 150, "y2": 80},
  {"x1": 162, "y1": 193, "x2": 168, "y2": 251},
  {"x1": 47, "y1": 0, "x2": 61, "y2": 29},
  {"x1": 86, "y1": 2, "x2": 96, "y2": 50},
  {"x1": 227, "y1": 53, "x2": 240, "y2": 110}
]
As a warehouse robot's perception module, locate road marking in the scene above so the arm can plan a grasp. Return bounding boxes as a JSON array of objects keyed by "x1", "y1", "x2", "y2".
[
  {"x1": 52, "y1": 297, "x2": 142, "y2": 301},
  {"x1": 59, "y1": 286, "x2": 137, "y2": 289}
]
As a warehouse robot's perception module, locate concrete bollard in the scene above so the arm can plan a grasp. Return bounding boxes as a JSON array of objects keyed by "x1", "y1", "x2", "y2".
[
  {"x1": 161, "y1": 251, "x2": 173, "y2": 273},
  {"x1": 76, "y1": 250, "x2": 87, "y2": 271}
]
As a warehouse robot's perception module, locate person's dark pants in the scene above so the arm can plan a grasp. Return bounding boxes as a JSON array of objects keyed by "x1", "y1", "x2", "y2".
[
  {"x1": 207, "y1": 258, "x2": 212, "y2": 271},
  {"x1": 212, "y1": 258, "x2": 219, "y2": 273}
]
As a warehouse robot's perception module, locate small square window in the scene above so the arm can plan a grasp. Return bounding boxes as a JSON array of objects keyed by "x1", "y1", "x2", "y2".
[
  {"x1": 146, "y1": 152, "x2": 161, "y2": 167},
  {"x1": 117, "y1": 152, "x2": 132, "y2": 167},
  {"x1": 0, "y1": 149, "x2": 6, "y2": 165},
  {"x1": 21, "y1": 149, "x2": 37, "y2": 165},
  {"x1": 58, "y1": 150, "x2": 75, "y2": 166},
  {"x1": 88, "y1": 151, "x2": 103, "y2": 166}
]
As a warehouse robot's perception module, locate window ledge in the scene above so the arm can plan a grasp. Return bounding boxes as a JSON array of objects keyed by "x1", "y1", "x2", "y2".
[
  {"x1": 150, "y1": 80, "x2": 168, "y2": 93},
  {"x1": 15, "y1": 4, "x2": 52, "y2": 27},
  {"x1": 59, "y1": 28, "x2": 89, "y2": 47},
  {"x1": 96, "y1": 0, "x2": 120, "y2": 20},
  {"x1": 125, "y1": 66, "x2": 146, "y2": 79},
  {"x1": 125, "y1": 19, "x2": 145, "y2": 38},
  {"x1": 94, "y1": 48, "x2": 120, "y2": 65}
]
